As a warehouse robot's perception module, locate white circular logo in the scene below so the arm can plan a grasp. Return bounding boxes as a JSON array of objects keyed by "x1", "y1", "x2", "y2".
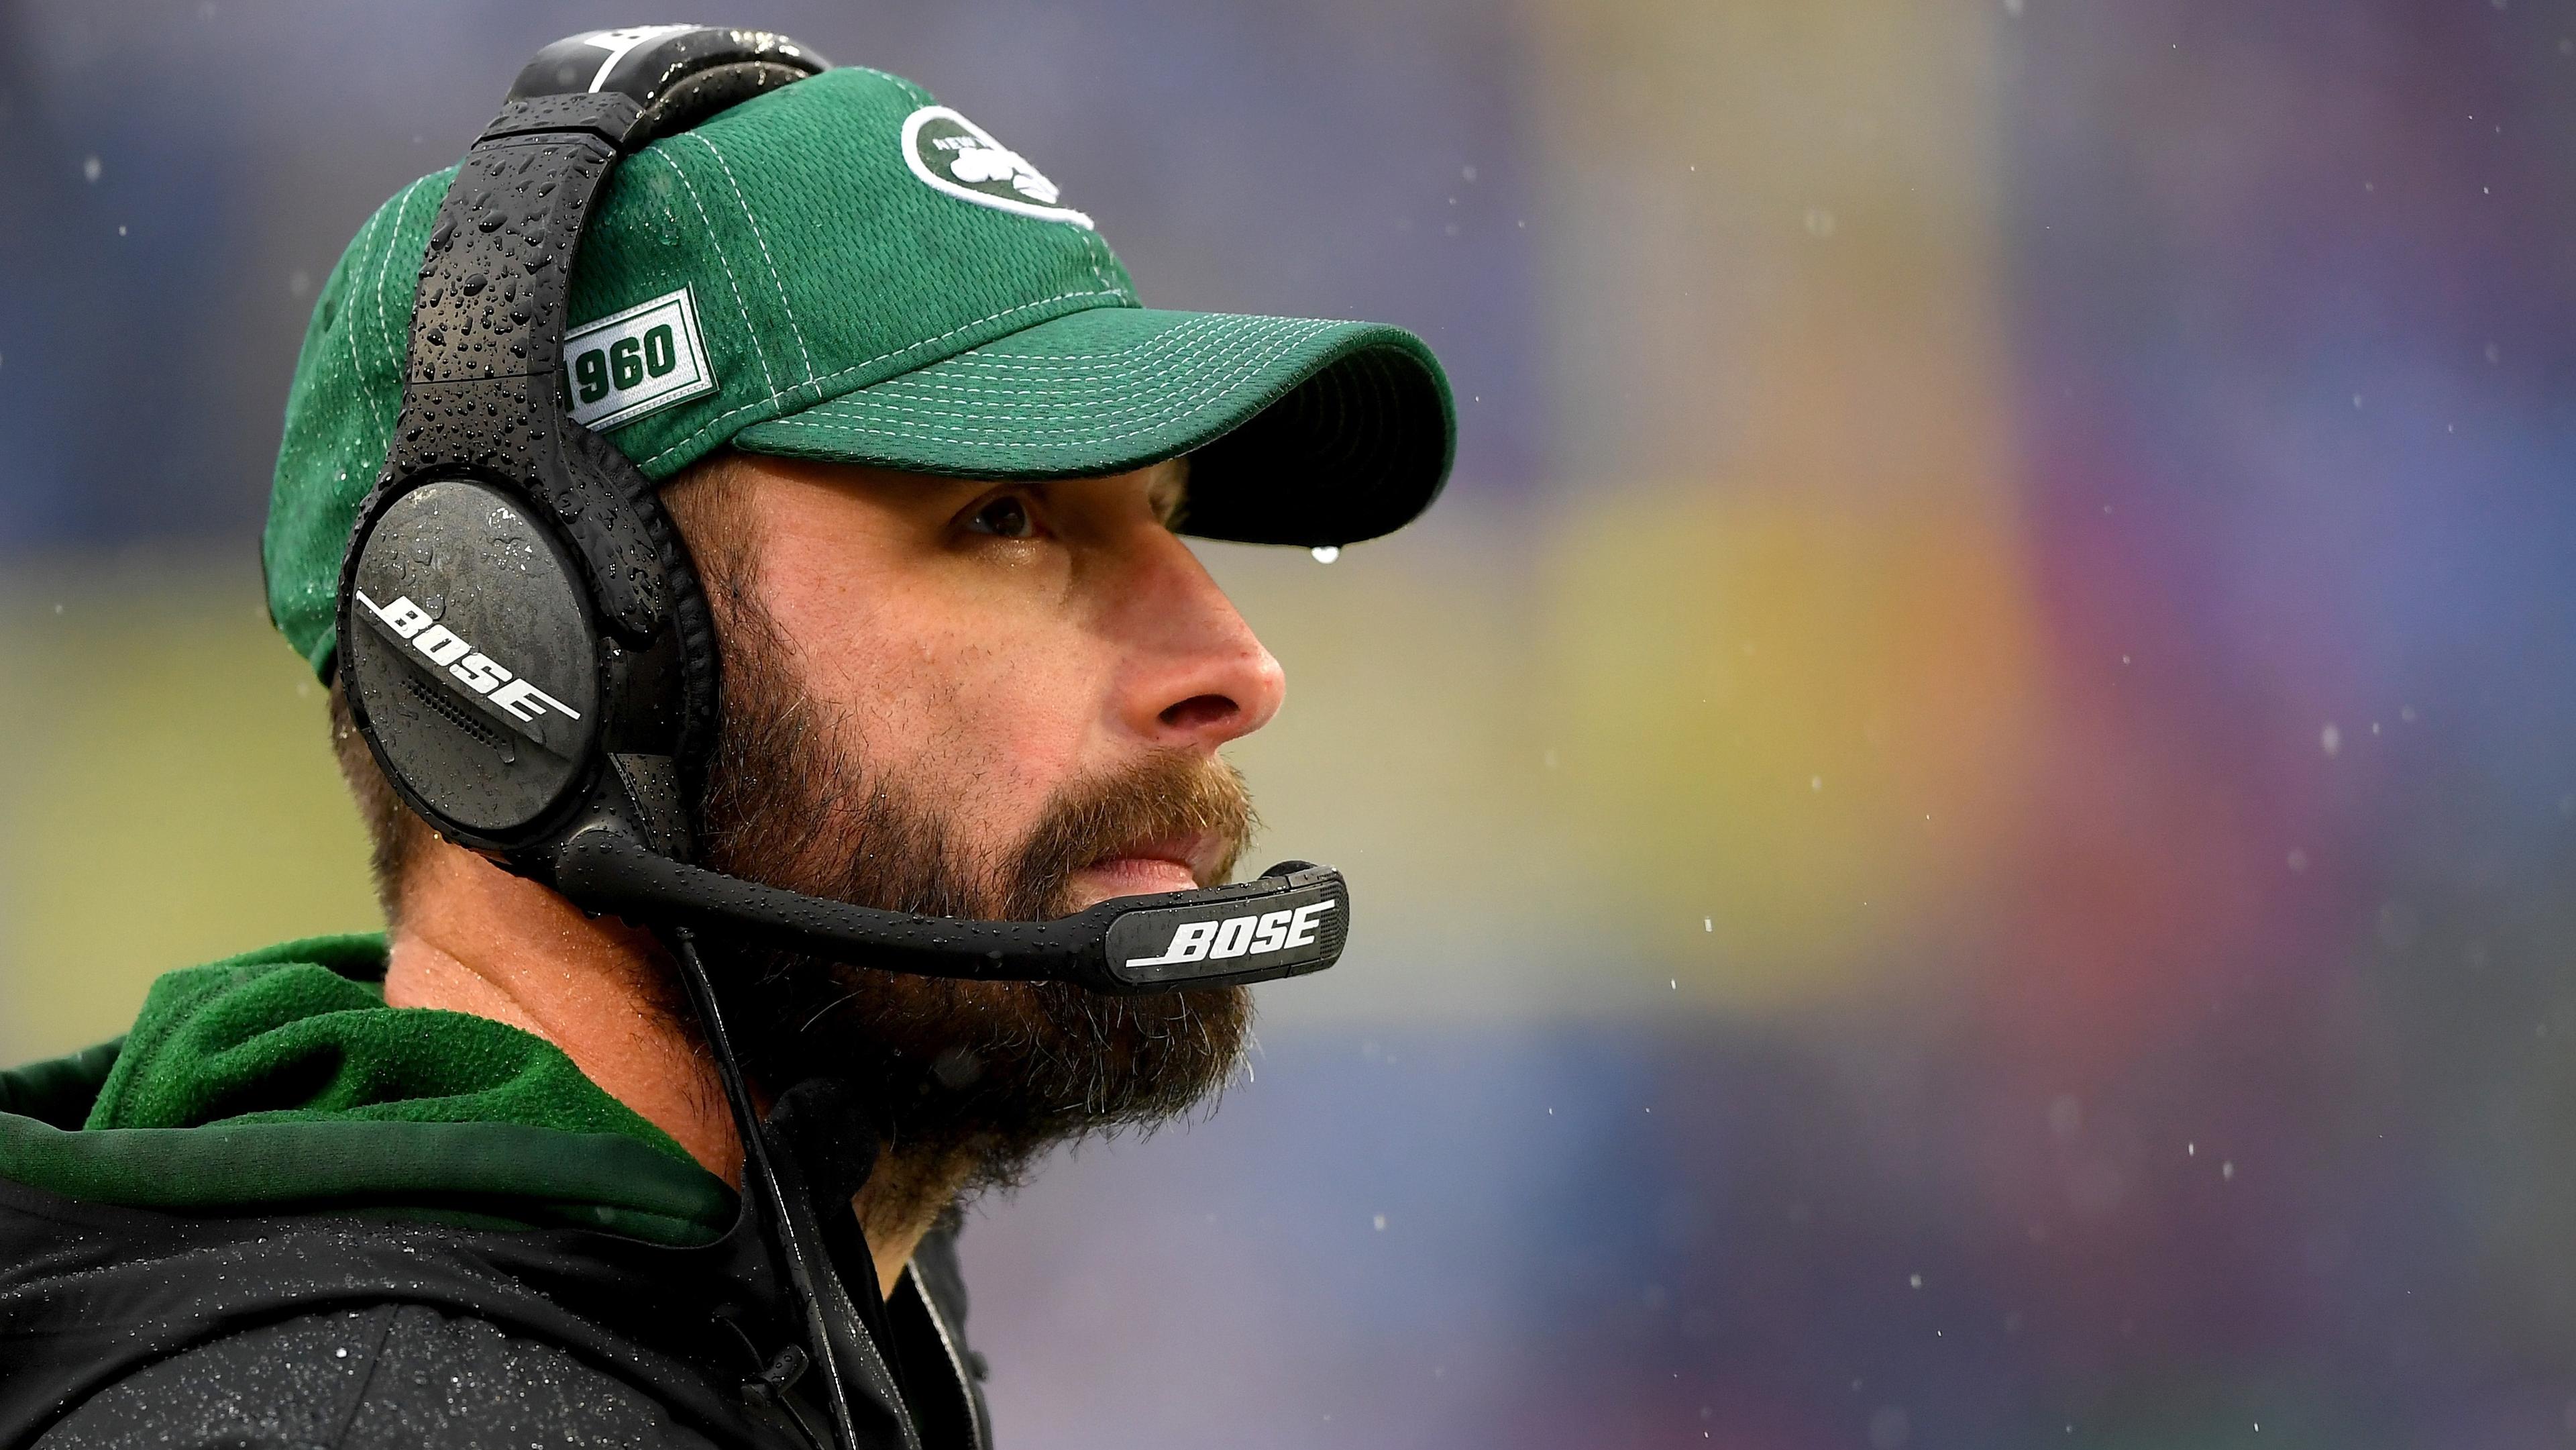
[{"x1": 900, "y1": 105, "x2": 1094, "y2": 229}]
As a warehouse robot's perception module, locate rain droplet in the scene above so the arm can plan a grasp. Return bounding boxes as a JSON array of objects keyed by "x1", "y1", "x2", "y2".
[
  {"x1": 1310, "y1": 545, "x2": 1341, "y2": 563},
  {"x1": 81, "y1": 154, "x2": 100, "y2": 184}
]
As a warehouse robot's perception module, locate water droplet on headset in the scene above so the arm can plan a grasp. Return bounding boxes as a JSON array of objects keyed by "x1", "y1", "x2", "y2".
[{"x1": 1310, "y1": 545, "x2": 1342, "y2": 564}]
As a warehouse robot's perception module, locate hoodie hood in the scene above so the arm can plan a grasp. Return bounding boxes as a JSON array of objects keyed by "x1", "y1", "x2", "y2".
[{"x1": 0, "y1": 935, "x2": 733, "y2": 1245}]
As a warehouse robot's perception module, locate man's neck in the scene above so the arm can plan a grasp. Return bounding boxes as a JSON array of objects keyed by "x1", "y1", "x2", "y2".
[{"x1": 379, "y1": 841, "x2": 950, "y2": 1297}]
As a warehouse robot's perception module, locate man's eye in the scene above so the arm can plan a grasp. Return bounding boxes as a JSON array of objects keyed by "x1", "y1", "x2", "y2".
[{"x1": 965, "y1": 494, "x2": 1037, "y2": 538}]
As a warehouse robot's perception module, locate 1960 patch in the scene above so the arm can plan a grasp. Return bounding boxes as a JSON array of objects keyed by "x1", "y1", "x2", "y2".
[{"x1": 563, "y1": 286, "x2": 716, "y2": 430}]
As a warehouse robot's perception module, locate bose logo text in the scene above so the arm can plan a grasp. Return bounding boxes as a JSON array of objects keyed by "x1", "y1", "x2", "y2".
[
  {"x1": 355, "y1": 590, "x2": 582, "y2": 725},
  {"x1": 1125, "y1": 900, "x2": 1337, "y2": 970}
]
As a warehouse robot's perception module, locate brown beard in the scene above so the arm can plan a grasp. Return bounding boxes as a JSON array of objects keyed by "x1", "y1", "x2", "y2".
[{"x1": 686, "y1": 578, "x2": 1257, "y2": 1227}]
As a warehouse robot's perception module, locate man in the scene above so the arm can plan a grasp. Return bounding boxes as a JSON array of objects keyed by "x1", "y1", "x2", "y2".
[{"x1": 0, "y1": 38, "x2": 1450, "y2": 1450}]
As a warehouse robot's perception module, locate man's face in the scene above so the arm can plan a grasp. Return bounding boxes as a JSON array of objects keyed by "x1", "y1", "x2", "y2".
[
  {"x1": 727, "y1": 453, "x2": 1283, "y2": 907},
  {"x1": 665, "y1": 452, "x2": 1286, "y2": 1196}
]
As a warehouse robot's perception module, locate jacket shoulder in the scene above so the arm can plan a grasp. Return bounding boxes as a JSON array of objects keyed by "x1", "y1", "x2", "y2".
[{"x1": 35, "y1": 1303, "x2": 722, "y2": 1450}]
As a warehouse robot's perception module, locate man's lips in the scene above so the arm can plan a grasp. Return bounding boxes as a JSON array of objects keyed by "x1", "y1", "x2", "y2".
[{"x1": 1068, "y1": 833, "x2": 1221, "y2": 906}]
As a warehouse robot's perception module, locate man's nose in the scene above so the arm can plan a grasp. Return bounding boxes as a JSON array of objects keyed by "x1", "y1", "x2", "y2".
[{"x1": 1114, "y1": 529, "x2": 1286, "y2": 752}]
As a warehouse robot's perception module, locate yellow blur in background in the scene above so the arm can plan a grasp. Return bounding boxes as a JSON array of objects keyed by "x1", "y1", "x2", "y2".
[{"x1": 0, "y1": 560, "x2": 378, "y2": 1058}]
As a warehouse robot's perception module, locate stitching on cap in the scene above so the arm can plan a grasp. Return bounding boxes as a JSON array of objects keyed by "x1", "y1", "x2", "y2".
[
  {"x1": 903, "y1": 315, "x2": 1309, "y2": 380},
  {"x1": 863, "y1": 320, "x2": 1334, "y2": 419},
  {"x1": 1081, "y1": 220, "x2": 1118, "y2": 298},
  {"x1": 908, "y1": 321, "x2": 1265, "y2": 384},
  {"x1": 680, "y1": 130, "x2": 814, "y2": 386},
  {"x1": 881, "y1": 319, "x2": 1330, "y2": 403},
  {"x1": 374, "y1": 178, "x2": 429, "y2": 386},
  {"x1": 345, "y1": 202, "x2": 390, "y2": 435},
  {"x1": 644, "y1": 148, "x2": 777, "y2": 398},
  {"x1": 846, "y1": 65, "x2": 934, "y2": 107},
  {"x1": 912, "y1": 313, "x2": 1246, "y2": 377},
  {"x1": 916, "y1": 313, "x2": 1369, "y2": 380},
  {"x1": 759, "y1": 324, "x2": 1327, "y2": 448},
  {"x1": 637, "y1": 288, "x2": 1128, "y2": 468},
  {"x1": 854, "y1": 321, "x2": 1307, "y2": 417}
]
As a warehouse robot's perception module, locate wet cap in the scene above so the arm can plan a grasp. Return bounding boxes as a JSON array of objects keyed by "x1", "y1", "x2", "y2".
[{"x1": 264, "y1": 63, "x2": 1456, "y2": 674}]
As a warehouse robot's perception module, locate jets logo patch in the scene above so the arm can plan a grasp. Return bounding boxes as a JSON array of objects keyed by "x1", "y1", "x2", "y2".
[{"x1": 900, "y1": 105, "x2": 1094, "y2": 229}]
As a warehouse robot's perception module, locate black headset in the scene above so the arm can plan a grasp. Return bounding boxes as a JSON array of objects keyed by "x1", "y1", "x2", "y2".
[
  {"x1": 333, "y1": 28, "x2": 1353, "y2": 1446},
  {"x1": 336, "y1": 25, "x2": 1348, "y2": 997}
]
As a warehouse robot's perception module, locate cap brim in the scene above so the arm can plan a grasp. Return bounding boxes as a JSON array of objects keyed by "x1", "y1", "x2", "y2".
[{"x1": 727, "y1": 307, "x2": 1455, "y2": 547}]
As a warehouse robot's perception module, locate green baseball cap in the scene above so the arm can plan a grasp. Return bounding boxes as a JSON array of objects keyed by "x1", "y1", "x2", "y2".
[{"x1": 264, "y1": 64, "x2": 1455, "y2": 675}]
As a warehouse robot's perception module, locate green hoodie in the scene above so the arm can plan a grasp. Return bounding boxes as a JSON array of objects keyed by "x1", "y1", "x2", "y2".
[{"x1": 0, "y1": 935, "x2": 735, "y2": 1245}]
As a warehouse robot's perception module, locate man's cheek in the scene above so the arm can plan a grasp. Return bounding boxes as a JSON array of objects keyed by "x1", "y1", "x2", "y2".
[{"x1": 942, "y1": 639, "x2": 1100, "y2": 780}]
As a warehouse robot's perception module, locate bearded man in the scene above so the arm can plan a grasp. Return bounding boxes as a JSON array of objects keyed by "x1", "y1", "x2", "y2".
[{"x1": 0, "y1": 30, "x2": 1450, "y2": 1450}]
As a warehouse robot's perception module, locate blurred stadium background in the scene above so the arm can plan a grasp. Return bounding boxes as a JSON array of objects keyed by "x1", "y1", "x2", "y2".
[{"x1": 7, "y1": 1, "x2": 2576, "y2": 1445}]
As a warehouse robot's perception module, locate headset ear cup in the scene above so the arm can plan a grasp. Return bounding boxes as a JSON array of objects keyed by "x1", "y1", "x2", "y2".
[
  {"x1": 339, "y1": 475, "x2": 606, "y2": 847},
  {"x1": 558, "y1": 419, "x2": 722, "y2": 797}
]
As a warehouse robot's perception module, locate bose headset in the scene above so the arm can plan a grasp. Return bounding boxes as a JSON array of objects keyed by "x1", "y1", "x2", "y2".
[{"x1": 334, "y1": 28, "x2": 1351, "y2": 1447}]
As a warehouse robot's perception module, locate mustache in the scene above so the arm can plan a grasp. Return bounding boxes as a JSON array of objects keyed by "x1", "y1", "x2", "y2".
[{"x1": 1001, "y1": 751, "x2": 1258, "y2": 920}]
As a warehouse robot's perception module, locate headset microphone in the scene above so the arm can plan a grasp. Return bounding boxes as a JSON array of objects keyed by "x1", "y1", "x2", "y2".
[
  {"x1": 334, "y1": 27, "x2": 1353, "y2": 1447},
  {"x1": 554, "y1": 829, "x2": 1347, "y2": 993}
]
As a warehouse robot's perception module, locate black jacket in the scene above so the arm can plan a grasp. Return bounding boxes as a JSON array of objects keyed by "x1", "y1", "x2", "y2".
[
  {"x1": 0, "y1": 1172, "x2": 992, "y2": 1450},
  {"x1": 0, "y1": 941, "x2": 994, "y2": 1450}
]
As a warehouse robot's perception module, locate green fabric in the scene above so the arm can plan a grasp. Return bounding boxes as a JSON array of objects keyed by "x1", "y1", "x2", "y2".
[
  {"x1": 0, "y1": 936, "x2": 735, "y2": 1246},
  {"x1": 730, "y1": 305, "x2": 1448, "y2": 489},
  {"x1": 264, "y1": 63, "x2": 1456, "y2": 676}
]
